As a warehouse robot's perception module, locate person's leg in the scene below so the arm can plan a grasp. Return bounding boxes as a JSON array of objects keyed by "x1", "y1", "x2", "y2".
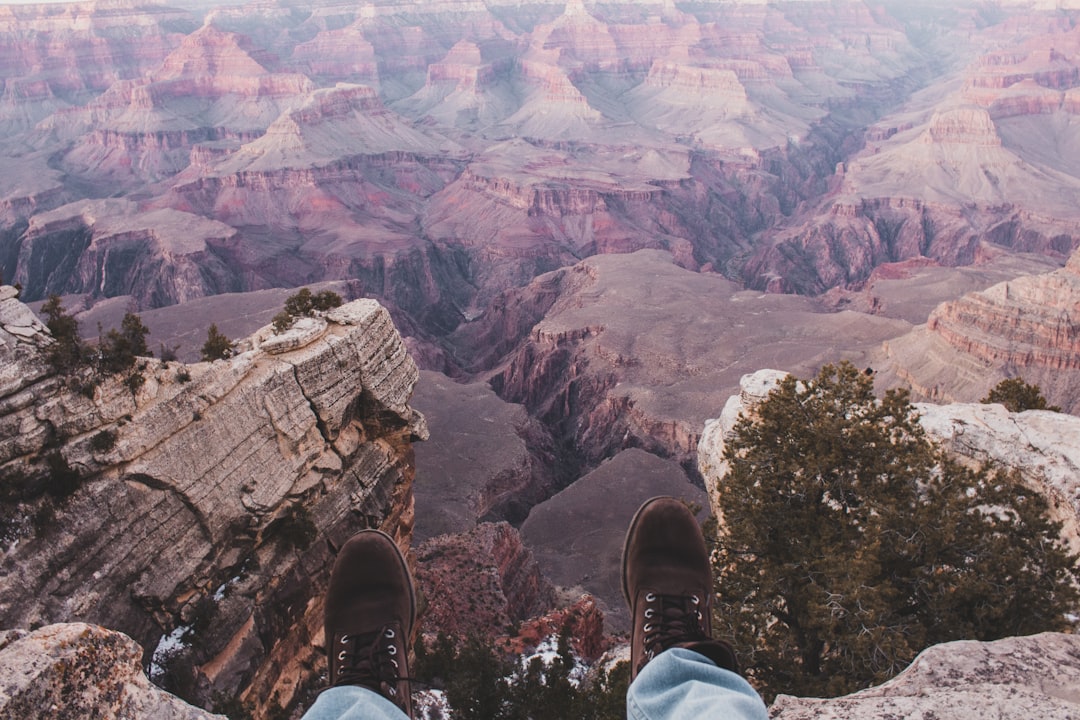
[
  {"x1": 302, "y1": 529, "x2": 416, "y2": 720},
  {"x1": 621, "y1": 497, "x2": 768, "y2": 720},
  {"x1": 626, "y1": 648, "x2": 767, "y2": 720},
  {"x1": 302, "y1": 685, "x2": 410, "y2": 720}
]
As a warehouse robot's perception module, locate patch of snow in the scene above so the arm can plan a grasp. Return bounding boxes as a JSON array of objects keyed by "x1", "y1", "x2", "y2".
[
  {"x1": 414, "y1": 688, "x2": 451, "y2": 720},
  {"x1": 213, "y1": 574, "x2": 242, "y2": 601},
  {"x1": 148, "y1": 623, "x2": 193, "y2": 680}
]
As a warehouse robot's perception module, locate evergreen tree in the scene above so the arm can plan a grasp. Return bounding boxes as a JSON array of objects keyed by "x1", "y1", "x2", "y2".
[
  {"x1": 41, "y1": 295, "x2": 84, "y2": 373},
  {"x1": 713, "y1": 362, "x2": 1079, "y2": 700},
  {"x1": 444, "y1": 636, "x2": 512, "y2": 720},
  {"x1": 121, "y1": 312, "x2": 151, "y2": 357},
  {"x1": 981, "y1": 377, "x2": 1061, "y2": 413},
  {"x1": 98, "y1": 312, "x2": 150, "y2": 373},
  {"x1": 505, "y1": 629, "x2": 577, "y2": 720},
  {"x1": 575, "y1": 661, "x2": 629, "y2": 720},
  {"x1": 201, "y1": 323, "x2": 235, "y2": 361}
]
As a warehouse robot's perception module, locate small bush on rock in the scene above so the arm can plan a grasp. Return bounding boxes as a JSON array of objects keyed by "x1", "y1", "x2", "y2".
[
  {"x1": 272, "y1": 288, "x2": 343, "y2": 334},
  {"x1": 981, "y1": 377, "x2": 1061, "y2": 413},
  {"x1": 89, "y1": 429, "x2": 117, "y2": 453}
]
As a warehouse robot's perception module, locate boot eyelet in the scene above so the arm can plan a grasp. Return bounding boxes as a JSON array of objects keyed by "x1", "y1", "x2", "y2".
[
  {"x1": 338, "y1": 650, "x2": 347, "y2": 661},
  {"x1": 691, "y1": 595, "x2": 700, "y2": 604},
  {"x1": 384, "y1": 628, "x2": 395, "y2": 639},
  {"x1": 643, "y1": 623, "x2": 655, "y2": 633},
  {"x1": 388, "y1": 645, "x2": 397, "y2": 655},
  {"x1": 390, "y1": 658, "x2": 399, "y2": 669},
  {"x1": 340, "y1": 634, "x2": 349, "y2": 644},
  {"x1": 388, "y1": 688, "x2": 397, "y2": 697},
  {"x1": 645, "y1": 609, "x2": 655, "y2": 618},
  {"x1": 645, "y1": 592, "x2": 657, "y2": 602}
]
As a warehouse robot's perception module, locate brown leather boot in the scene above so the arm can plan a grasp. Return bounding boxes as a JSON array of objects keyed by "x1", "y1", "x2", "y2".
[
  {"x1": 324, "y1": 529, "x2": 415, "y2": 717},
  {"x1": 621, "y1": 496, "x2": 739, "y2": 680}
]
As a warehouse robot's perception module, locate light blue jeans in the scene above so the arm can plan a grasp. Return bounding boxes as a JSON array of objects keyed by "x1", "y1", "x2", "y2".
[{"x1": 301, "y1": 647, "x2": 769, "y2": 720}]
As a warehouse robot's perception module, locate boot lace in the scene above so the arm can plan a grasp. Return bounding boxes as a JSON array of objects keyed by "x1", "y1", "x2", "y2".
[
  {"x1": 639, "y1": 593, "x2": 707, "y2": 673},
  {"x1": 334, "y1": 625, "x2": 409, "y2": 702}
]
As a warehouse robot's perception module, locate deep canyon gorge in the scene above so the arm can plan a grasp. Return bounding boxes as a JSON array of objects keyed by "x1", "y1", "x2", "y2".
[{"x1": 2, "y1": 0, "x2": 1080, "y2": 716}]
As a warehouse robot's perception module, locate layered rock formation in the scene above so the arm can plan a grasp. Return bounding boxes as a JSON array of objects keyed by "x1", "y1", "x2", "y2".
[
  {"x1": 462, "y1": 250, "x2": 908, "y2": 470},
  {"x1": 876, "y1": 248, "x2": 1080, "y2": 413},
  {"x1": 11, "y1": 199, "x2": 239, "y2": 308},
  {"x1": 928, "y1": 250, "x2": 1080, "y2": 370},
  {"x1": 411, "y1": 370, "x2": 563, "y2": 540},
  {"x1": 10, "y1": 622, "x2": 1080, "y2": 718},
  {"x1": 0, "y1": 0, "x2": 944, "y2": 328},
  {"x1": 0, "y1": 289, "x2": 426, "y2": 716},
  {"x1": 743, "y1": 18, "x2": 1080, "y2": 294}
]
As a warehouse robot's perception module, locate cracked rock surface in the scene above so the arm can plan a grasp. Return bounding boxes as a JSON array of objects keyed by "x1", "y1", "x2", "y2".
[
  {"x1": 0, "y1": 289, "x2": 426, "y2": 716},
  {"x1": 0, "y1": 623, "x2": 222, "y2": 719},
  {"x1": 770, "y1": 632, "x2": 1080, "y2": 719}
]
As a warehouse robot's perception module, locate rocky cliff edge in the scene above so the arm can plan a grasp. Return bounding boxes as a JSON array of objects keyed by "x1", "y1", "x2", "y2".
[{"x1": 0, "y1": 287, "x2": 426, "y2": 716}]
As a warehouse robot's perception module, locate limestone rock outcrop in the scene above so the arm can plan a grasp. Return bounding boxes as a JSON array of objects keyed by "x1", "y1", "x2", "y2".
[
  {"x1": 0, "y1": 290, "x2": 426, "y2": 717},
  {"x1": 771, "y1": 632, "x2": 1080, "y2": 720},
  {"x1": 0, "y1": 623, "x2": 221, "y2": 720}
]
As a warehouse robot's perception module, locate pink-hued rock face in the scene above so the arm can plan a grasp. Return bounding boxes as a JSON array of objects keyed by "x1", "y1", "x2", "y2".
[
  {"x1": 12, "y1": 0, "x2": 1078, "y2": 325},
  {"x1": 0, "y1": 291, "x2": 425, "y2": 716}
]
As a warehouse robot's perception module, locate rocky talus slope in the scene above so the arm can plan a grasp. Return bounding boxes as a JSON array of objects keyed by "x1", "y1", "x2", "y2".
[{"x1": 0, "y1": 288, "x2": 426, "y2": 716}]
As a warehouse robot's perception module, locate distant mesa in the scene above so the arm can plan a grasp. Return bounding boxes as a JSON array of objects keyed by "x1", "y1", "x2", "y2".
[{"x1": 921, "y1": 107, "x2": 1002, "y2": 146}]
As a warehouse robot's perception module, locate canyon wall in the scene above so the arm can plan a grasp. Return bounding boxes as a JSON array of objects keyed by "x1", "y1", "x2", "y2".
[
  {"x1": 0, "y1": 288, "x2": 426, "y2": 717},
  {"x1": 875, "y1": 247, "x2": 1080, "y2": 414}
]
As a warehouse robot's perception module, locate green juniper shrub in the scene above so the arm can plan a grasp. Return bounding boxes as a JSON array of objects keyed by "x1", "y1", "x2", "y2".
[
  {"x1": 212, "y1": 692, "x2": 254, "y2": 720},
  {"x1": 713, "y1": 362, "x2": 1080, "y2": 701},
  {"x1": 273, "y1": 288, "x2": 344, "y2": 334},
  {"x1": 43, "y1": 451, "x2": 81, "y2": 500},
  {"x1": 124, "y1": 371, "x2": 146, "y2": 395},
  {"x1": 97, "y1": 313, "x2": 151, "y2": 374},
  {"x1": 158, "y1": 342, "x2": 180, "y2": 362},
  {"x1": 201, "y1": 323, "x2": 235, "y2": 361},
  {"x1": 981, "y1": 377, "x2": 1062, "y2": 413},
  {"x1": 89, "y1": 429, "x2": 117, "y2": 453},
  {"x1": 41, "y1": 295, "x2": 86, "y2": 373},
  {"x1": 273, "y1": 503, "x2": 317, "y2": 551},
  {"x1": 272, "y1": 310, "x2": 294, "y2": 334}
]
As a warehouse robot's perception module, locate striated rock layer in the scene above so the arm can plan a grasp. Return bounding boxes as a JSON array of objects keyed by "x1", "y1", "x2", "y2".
[
  {"x1": 928, "y1": 249, "x2": 1080, "y2": 369},
  {"x1": 414, "y1": 521, "x2": 555, "y2": 641},
  {"x1": 877, "y1": 247, "x2": 1080, "y2": 414},
  {"x1": 0, "y1": 289, "x2": 426, "y2": 717}
]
